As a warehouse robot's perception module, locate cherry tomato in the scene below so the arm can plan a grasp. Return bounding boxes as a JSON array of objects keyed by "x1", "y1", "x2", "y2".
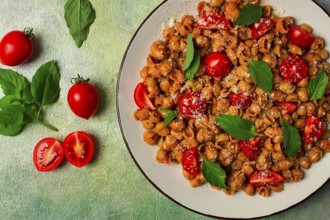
[
  {"x1": 288, "y1": 25, "x2": 315, "y2": 49},
  {"x1": 33, "y1": 138, "x2": 64, "y2": 172},
  {"x1": 239, "y1": 136, "x2": 264, "y2": 159},
  {"x1": 302, "y1": 115, "x2": 324, "y2": 144},
  {"x1": 63, "y1": 131, "x2": 95, "y2": 168},
  {"x1": 277, "y1": 101, "x2": 297, "y2": 115},
  {"x1": 179, "y1": 92, "x2": 207, "y2": 119},
  {"x1": 197, "y1": 13, "x2": 232, "y2": 30},
  {"x1": 249, "y1": 170, "x2": 284, "y2": 187},
  {"x1": 134, "y1": 82, "x2": 155, "y2": 110},
  {"x1": 252, "y1": 17, "x2": 276, "y2": 40},
  {"x1": 279, "y1": 55, "x2": 308, "y2": 83},
  {"x1": 0, "y1": 28, "x2": 34, "y2": 66},
  {"x1": 229, "y1": 93, "x2": 255, "y2": 109},
  {"x1": 203, "y1": 52, "x2": 232, "y2": 78},
  {"x1": 182, "y1": 147, "x2": 200, "y2": 176},
  {"x1": 67, "y1": 75, "x2": 99, "y2": 120}
]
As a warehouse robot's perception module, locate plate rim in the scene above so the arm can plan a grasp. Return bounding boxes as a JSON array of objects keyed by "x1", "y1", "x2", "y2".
[{"x1": 116, "y1": 0, "x2": 330, "y2": 219}]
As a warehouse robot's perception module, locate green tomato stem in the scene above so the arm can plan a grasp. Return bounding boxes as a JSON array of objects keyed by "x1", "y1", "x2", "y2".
[{"x1": 35, "y1": 119, "x2": 58, "y2": 131}]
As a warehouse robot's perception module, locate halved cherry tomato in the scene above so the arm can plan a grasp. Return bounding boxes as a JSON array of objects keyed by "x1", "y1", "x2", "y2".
[
  {"x1": 196, "y1": 13, "x2": 232, "y2": 30},
  {"x1": 249, "y1": 170, "x2": 284, "y2": 187},
  {"x1": 182, "y1": 147, "x2": 200, "y2": 176},
  {"x1": 203, "y1": 52, "x2": 232, "y2": 78},
  {"x1": 288, "y1": 25, "x2": 315, "y2": 49},
  {"x1": 277, "y1": 101, "x2": 297, "y2": 115},
  {"x1": 179, "y1": 92, "x2": 207, "y2": 119},
  {"x1": 229, "y1": 93, "x2": 255, "y2": 109},
  {"x1": 252, "y1": 17, "x2": 276, "y2": 40},
  {"x1": 239, "y1": 136, "x2": 264, "y2": 159},
  {"x1": 33, "y1": 138, "x2": 64, "y2": 172},
  {"x1": 63, "y1": 131, "x2": 94, "y2": 168},
  {"x1": 279, "y1": 55, "x2": 308, "y2": 83},
  {"x1": 302, "y1": 115, "x2": 324, "y2": 144},
  {"x1": 134, "y1": 82, "x2": 155, "y2": 110}
]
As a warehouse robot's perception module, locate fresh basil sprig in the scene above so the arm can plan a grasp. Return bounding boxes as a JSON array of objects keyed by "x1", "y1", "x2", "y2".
[
  {"x1": 248, "y1": 60, "x2": 273, "y2": 93},
  {"x1": 184, "y1": 33, "x2": 200, "y2": 83},
  {"x1": 234, "y1": 3, "x2": 263, "y2": 26},
  {"x1": 308, "y1": 68, "x2": 329, "y2": 100},
  {"x1": 216, "y1": 115, "x2": 259, "y2": 140},
  {"x1": 64, "y1": 0, "x2": 96, "y2": 48},
  {"x1": 160, "y1": 108, "x2": 178, "y2": 127},
  {"x1": 0, "y1": 61, "x2": 60, "y2": 136},
  {"x1": 202, "y1": 157, "x2": 229, "y2": 190},
  {"x1": 280, "y1": 115, "x2": 301, "y2": 157}
]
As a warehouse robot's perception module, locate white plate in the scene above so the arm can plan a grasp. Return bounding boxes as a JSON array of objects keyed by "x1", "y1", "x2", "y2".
[{"x1": 117, "y1": 0, "x2": 330, "y2": 218}]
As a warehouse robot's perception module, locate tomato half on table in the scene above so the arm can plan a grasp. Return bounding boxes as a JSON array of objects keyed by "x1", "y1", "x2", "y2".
[
  {"x1": 288, "y1": 25, "x2": 315, "y2": 49},
  {"x1": 33, "y1": 138, "x2": 64, "y2": 172},
  {"x1": 63, "y1": 131, "x2": 94, "y2": 168},
  {"x1": 134, "y1": 82, "x2": 155, "y2": 110},
  {"x1": 182, "y1": 147, "x2": 200, "y2": 176}
]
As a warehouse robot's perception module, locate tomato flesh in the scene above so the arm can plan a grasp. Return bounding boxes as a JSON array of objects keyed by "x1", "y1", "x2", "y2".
[
  {"x1": 239, "y1": 136, "x2": 264, "y2": 159},
  {"x1": 33, "y1": 138, "x2": 64, "y2": 172},
  {"x1": 197, "y1": 13, "x2": 232, "y2": 30},
  {"x1": 63, "y1": 131, "x2": 94, "y2": 168},
  {"x1": 249, "y1": 170, "x2": 284, "y2": 187},
  {"x1": 288, "y1": 25, "x2": 315, "y2": 49},
  {"x1": 182, "y1": 147, "x2": 200, "y2": 176},
  {"x1": 252, "y1": 17, "x2": 276, "y2": 40},
  {"x1": 302, "y1": 116, "x2": 324, "y2": 144},
  {"x1": 279, "y1": 55, "x2": 308, "y2": 83},
  {"x1": 203, "y1": 52, "x2": 232, "y2": 78},
  {"x1": 134, "y1": 82, "x2": 155, "y2": 110},
  {"x1": 229, "y1": 93, "x2": 255, "y2": 109},
  {"x1": 0, "y1": 30, "x2": 34, "y2": 66},
  {"x1": 179, "y1": 92, "x2": 207, "y2": 119},
  {"x1": 278, "y1": 101, "x2": 297, "y2": 115}
]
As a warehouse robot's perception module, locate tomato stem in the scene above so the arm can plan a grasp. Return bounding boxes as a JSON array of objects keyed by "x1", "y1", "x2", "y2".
[
  {"x1": 35, "y1": 119, "x2": 58, "y2": 132},
  {"x1": 23, "y1": 27, "x2": 35, "y2": 41},
  {"x1": 70, "y1": 74, "x2": 90, "y2": 84}
]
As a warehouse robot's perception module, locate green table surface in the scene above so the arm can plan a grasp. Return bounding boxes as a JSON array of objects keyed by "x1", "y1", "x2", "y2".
[{"x1": 0, "y1": 0, "x2": 329, "y2": 219}]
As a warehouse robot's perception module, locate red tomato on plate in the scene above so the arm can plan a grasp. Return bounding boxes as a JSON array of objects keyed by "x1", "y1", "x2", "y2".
[
  {"x1": 239, "y1": 136, "x2": 264, "y2": 159},
  {"x1": 63, "y1": 131, "x2": 95, "y2": 168},
  {"x1": 182, "y1": 147, "x2": 200, "y2": 176},
  {"x1": 134, "y1": 82, "x2": 155, "y2": 110},
  {"x1": 288, "y1": 25, "x2": 315, "y2": 49},
  {"x1": 33, "y1": 138, "x2": 64, "y2": 172},
  {"x1": 279, "y1": 55, "x2": 308, "y2": 83},
  {"x1": 0, "y1": 28, "x2": 34, "y2": 66},
  {"x1": 249, "y1": 170, "x2": 284, "y2": 187},
  {"x1": 302, "y1": 115, "x2": 324, "y2": 144},
  {"x1": 67, "y1": 75, "x2": 99, "y2": 120},
  {"x1": 277, "y1": 101, "x2": 297, "y2": 115},
  {"x1": 252, "y1": 17, "x2": 276, "y2": 40},
  {"x1": 203, "y1": 52, "x2": 232, "y2": 78},
  {"x1": 179, "y1": 92, "x2": 207, "y2": 119},
  {"x1": 196, "y1": 13, "x2": 232, "y2": 30}
]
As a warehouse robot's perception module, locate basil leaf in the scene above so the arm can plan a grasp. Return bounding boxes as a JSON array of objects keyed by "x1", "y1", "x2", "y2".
[
  {"x1": 0, "y1": 95, "x2": 19, "y2": 108},
  {"x1": 184, "y1": 33, "x2": 195, "y2": 71},
  {"x1": 0, "y1": 69, "x2": 32, "y2": 101},
  {"x1": 202, "y1": 157, "x2": 229, "y2": 190},
  {"x1": 31, "y1": 61, "x2": 60, "y2": 107},
  {"x1": 234, "y1": 3, "x2": 263, "y2": 26},
  {"x1": 308, "y1": 68, "x2": 329, "y2": 100},
  {"x1": 64, "y1": 0, "x2": 96, "y2": 48},
  {"x1": 280, "y1": 116, "x2": 301, "y2": 157},
  {"x1": 0, "y1": 103, "x2": 25, "y2": 136},
  {"x1": 184, "y1": 52, "x2": 200, "y2": 82},
  {"x1": 161, "y1": 108, "x2": 178, "y2": 127},
  {"x1": 248, "y1": 60, "x2": 273, "y2": 93},
  {"x1": 216, "y1": 115, "x2": 258, "y2": 140}
]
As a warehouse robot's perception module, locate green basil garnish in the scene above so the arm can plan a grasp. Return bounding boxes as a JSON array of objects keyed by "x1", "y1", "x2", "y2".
[
  {"x1": 202, "y1": 157, "x2": 229, "y2": 190},
  {"x1": 216, "y1": 115, "x2": 259, "y2": 140},
  {"x1": 160, "y1": 108, "x2": 178, "y2": 127},
  {"x1": 184, "y1": 33, "x2": 200, "y2": 83},
  {"x1": 248, "y1": 60, "x2": 273, "y2": 93},
  {"x1": 308, "y1": 68, "x2": 329, "y2": 100},
  {"x1": 234, "y1": 3, "x2": 263, "y2": 26},
  {"x1": 280, "y1": 115, "x2": 301, "y2": 157}
]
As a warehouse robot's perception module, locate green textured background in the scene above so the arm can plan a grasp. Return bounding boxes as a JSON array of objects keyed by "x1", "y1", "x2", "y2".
[{"x1": 0, "y1": 0, "x2": 329, "y2": 219}]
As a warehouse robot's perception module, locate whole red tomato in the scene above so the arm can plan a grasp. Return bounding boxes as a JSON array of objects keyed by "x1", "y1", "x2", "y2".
[
  {"x1": 288, "y1": 25, "x2": 315, "y2": 49},
  {"x1": 0, "y1": 28, "x2": 34, "y2": 66},
  {"x1": 67, "y1": 75, "x2": 99, "y2": 119},
  {"x1": 202, "y1": 52, "x2": 232, "y2": 78}
]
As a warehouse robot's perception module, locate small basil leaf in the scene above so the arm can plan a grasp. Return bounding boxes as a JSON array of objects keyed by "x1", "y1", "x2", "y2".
[
  {"x1": 161, "y1": 108, "x2": 178, "y2": 127},
  {"x1": 0, "y1": 103, "x2": 25, "y2": 136},
  {"x1": 0, "y1": 95, "x2": 19, "y2": 108},
  {"x1": 308, "y1": 68, "x2": 329, "y2": 100},
  {"x1": 248, "y1": 60, "x2": 273, "y2": 93},
  {"x1": 202, "y1": 158, "x2": 229, "y2": 189},
  {"x1": 234, "y1": 3, "x2": 263, "y2": 26},
  {"x1": 31, "y1": 60, "x2": 60, "y2": 107},
  {"x1": 280, "y1": 116, "x2": 301, "y2": 157},
  {"x1": 216, "y1": 115, "x2": 258, "y2": 140},
  {"x1": 184, "y1": 33, "x2": 195, "y2": 71},
  {"x1": 184, "y1": 52, "x2": 200, "y2": 82},
  {"x1": 64, "y1": 0, "x2": 96, "y2": 48}
]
